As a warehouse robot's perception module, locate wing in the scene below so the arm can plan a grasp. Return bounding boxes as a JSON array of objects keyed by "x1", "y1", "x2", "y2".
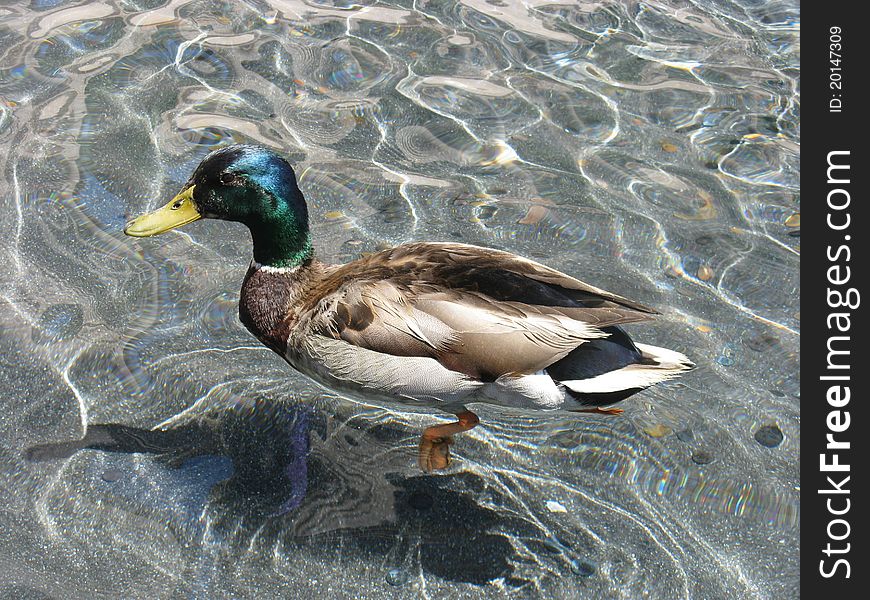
[
  {"x1": 307, "y1": 242, "x2": 656, "y2": 380},
  {"x1": 395, "y1": 242, "x2": 658, "y2": 315}
]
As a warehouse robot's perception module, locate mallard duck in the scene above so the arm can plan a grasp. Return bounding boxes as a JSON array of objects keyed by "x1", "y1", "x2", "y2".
[{"x1": 125, "y1": 145, "x2": 693, "y2": 471}]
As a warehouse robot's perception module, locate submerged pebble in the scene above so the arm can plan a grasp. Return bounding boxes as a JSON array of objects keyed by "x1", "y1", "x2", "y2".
[
  {"x1": 697, "y1": 265, "x2": 714, "y2": 281},
  {"x1": 101, "y1": 469, "x2": 124, "y2": 483},
  {"x1": 517, "y1": 204, "x2": 549, "y2": 225},
  {"x1": 744, "y1": 333, "x2": 779, "y2": 352},
  {"x1": 716, "y1": 343, "x2": 738, "y2": 367},
  {"x1": 754, "y1": 424, "x2": 784, "y2": 448},
  {"x1": 476, "y1": 205, "x2": 497, "y2": 220},
  {"x1": 570, "y1": 559, "x2": 596, "y2": 577},
  {"x1": 643, "y1": 423, "x2": 672, "y2": 438},
  {"x1": 675, "y1": 428, "x2": 695, "y2": 443},
  {"x1": 691, "y1": 450, "x2": 715, "y2": 465},
  {"x1": 32, "y1": 304, "x2": 84, "y2": 343},
  {"x1": 545, "y1": 431, "x2": 582, "y2": 448},
  {"x1": 543, "y1": 536, "x2": 571, "y2": 554},
  {"x1": 385, "y1": 568, "x2": 410, "y2": 587}
]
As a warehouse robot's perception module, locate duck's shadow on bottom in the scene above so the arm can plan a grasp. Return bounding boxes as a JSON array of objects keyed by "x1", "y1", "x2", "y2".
[{"x1": 25, "y1": 398, "x2": 543, "y2": 587}]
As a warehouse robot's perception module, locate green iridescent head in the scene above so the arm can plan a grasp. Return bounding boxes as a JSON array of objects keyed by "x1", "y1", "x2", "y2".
[{"x1": 125, "y1": 145, "x2": 312, "y2": 269}]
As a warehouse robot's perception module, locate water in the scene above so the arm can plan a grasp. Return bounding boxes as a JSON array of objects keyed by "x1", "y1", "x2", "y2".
[{"x1": 0, "y1": 1, "x2": 799, "y2": 598}]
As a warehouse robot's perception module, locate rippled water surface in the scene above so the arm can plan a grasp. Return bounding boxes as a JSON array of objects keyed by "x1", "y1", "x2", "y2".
[{"x1": 0, "y1": 1, "x2": 799, "y2": 598}]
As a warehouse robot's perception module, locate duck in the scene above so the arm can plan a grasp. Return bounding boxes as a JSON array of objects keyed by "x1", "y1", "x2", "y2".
[{"x1": 124, "y1": 144, "x2": 694, "y2": 471}]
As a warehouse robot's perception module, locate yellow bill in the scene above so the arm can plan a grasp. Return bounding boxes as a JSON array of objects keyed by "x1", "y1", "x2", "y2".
[{"x1": 124, "y1": 186, "x2": 201, "y2": 237}]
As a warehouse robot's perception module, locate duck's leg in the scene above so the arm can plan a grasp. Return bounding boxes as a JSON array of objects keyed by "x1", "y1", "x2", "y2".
[
  {"x1": 571, "y1": 406, "x2": 624, "y2": 415},
  {"x1": 418, "y1": 410, "x2": 479, "y2": 472}
]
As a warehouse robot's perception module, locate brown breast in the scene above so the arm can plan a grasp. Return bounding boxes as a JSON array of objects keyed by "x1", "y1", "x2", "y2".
[{"x1": 239, "y1": 262, "x2": 325, "y2": 353}]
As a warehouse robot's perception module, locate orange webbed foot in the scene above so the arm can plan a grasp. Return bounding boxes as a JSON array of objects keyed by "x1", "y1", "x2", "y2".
[
  {"x1": 418, "y1": 435, "x2": 453, "y2": 471},
  {"x1": 417, "y1": 410, "x2": 479, "y2": 473},
  {"x1": 572, "y1": 406, "x2": 624, "y2": 416}
]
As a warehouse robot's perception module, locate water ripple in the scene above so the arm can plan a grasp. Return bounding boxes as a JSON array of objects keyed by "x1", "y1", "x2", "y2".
[{"x1": 0, "y1": 0, "x2": 799, "y2": 597}]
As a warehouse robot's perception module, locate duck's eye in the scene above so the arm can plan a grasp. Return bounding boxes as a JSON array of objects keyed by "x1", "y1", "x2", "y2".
[{"x1": 220, "y1": 172, "x2": 236, "y2": 185}]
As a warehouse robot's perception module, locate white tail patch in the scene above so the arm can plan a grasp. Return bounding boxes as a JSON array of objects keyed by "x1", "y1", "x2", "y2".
[
  {"x1": 561, "y1": 343, "x2": 693, "y2": 394},
  {"x1": 484, "y1": 370, "x2": 564, "y2": 409},
  {"x1": 634, "y1": 343, "x2": 694, "y2": 369}
]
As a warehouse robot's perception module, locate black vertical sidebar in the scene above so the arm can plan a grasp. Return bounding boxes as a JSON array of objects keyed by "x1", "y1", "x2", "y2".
[{"x1": 804, "y1": 4, "x2": 868, "y2": 597}]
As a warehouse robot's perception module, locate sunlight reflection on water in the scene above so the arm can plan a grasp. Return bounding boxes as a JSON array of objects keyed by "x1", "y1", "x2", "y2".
[{"x1": 1, "y1": 1, "x2": 798, "y2": 597}]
